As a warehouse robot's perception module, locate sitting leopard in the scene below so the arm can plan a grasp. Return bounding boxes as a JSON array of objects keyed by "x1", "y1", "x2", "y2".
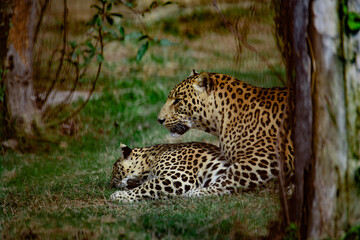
[
  {"x1": 157, "y1": 71, "x2": 294, "y2": 190},
  {"x1": 109, "y1": 142, "x2": 264, "y2": 202}
]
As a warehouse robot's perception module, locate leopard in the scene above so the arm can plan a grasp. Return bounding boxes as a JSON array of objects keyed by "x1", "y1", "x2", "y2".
[
  {"x1": 157, "y1": 71, "x2": 294, "y2": 191},
  {"x1": 109, "y1": 142, "x2": 265, "y2": 203}
]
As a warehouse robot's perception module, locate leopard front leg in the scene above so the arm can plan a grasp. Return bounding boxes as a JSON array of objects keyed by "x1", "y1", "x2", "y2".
[
  {"x1": 109, "y1": 190, "x2": 137, "y2": 203},
  {"x1": 109, "y1": 174, "x2": 188, "y2": 203}
]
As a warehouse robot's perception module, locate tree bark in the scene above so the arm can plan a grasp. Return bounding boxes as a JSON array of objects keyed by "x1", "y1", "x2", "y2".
[
  {"x1": 4, "y1": 0, "x2": 40, "y2": 136},
  {"x1": 290, "y1": 0, "x2": 313, "y2": 239},
  {"x1": 0, "y1": 0, "x2": 14, "y2": 68},
  {"x1": 342, "y1": 0, "x2": 360, "y2": 230},
  {"x1": 308, "y1": 0, "x2": 360, "y2": 238}
]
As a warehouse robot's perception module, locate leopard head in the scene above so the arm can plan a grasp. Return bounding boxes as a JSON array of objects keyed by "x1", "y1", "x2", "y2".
[
  {"x1": 157, "y1": 71, "x2": 216, "y2": 137},
  {"x1": 111, "y1": 143, "x2": 150, "y2": 189}
]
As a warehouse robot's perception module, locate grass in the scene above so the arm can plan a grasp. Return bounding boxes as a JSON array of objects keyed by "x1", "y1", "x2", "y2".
[
  {"x1": 1, "y1": 0, "x2": 286, "y2": 239},
  {"x1": 0, "y1": 73, "x2": 282, "y2": 239},
  {"x1": 1, "y1": 158, "x2": 280, "y2": 239},
  {"x1": 1, "y1": 119, "x2": 280, "y2": 239}
]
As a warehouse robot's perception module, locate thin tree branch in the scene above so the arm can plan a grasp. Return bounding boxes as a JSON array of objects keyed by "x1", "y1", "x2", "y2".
[
  {"x1": 44, "y1": 52, "x2": 80, "y2": 121},
  {"x1": 213, "y1": 0, "x2": 286, "y2": 85},
  {"x1": 120, "y1": 0, "x2": 150, "y2": 38},
  {"x1": 38, "y1": 47, "x2": 60, "y2": 111},
  {"x1": 53, "y1": 56, "x2": 80, "y2": 114},
  {"x1": 43, "y1": 0, "x2": 68, "y2": 106},
  {"x1": 48, "y1": 24, "x2": 104, "y2": 127},
  {"x1": 33, "y1": 0, "x2": 50, "y2": 45}
]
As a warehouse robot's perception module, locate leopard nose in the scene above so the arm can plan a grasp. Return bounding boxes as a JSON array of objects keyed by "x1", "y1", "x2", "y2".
[{"x1": 157, "y1": 118, "x2": 165, "y2": 124}]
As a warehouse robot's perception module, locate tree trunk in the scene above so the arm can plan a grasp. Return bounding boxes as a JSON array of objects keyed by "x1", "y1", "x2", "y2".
[
  {"x1": 0, "y1": 0, "x2": 14, "y2": 68},
  {"x1": 307, "y1": 0, "x2": 360, "y2": 238},
  {"x1": 289, "y1": 0, "x2": 313, "y2": 238},
  {"x1": 4, "y1": 0, "x2": 40, "y2": 136},
  {"x1": 342, "y1": 0, "x2": 360, "y2": 231}
]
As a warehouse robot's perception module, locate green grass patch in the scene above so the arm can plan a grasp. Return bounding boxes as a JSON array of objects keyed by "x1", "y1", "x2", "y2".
[
  {"x1": 2, "y1": 186, "x2": 280, "y2": 239},
  {"x1": 1, "y1": 69, "x2": 284, "y2": 239},
  {"x1": 1, "y1": 72, "x2": 282, "y2": 238}
]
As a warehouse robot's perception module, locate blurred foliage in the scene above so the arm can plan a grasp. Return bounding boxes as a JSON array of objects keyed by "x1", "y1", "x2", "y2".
[
  {"x1": 341, "y1": 224, "x2": 360, "y2": 240},
  {"x1": 159, "y1": 6, "x2": 273, "y2": 40},
  {"x1": 342, "y1": 0, "x2": 360, "y2": 34},
  {"x1": 70, "y1": 0, "x2": 175, "y2": 67},
  {"x1": 284, "y1": 223, "x2": 298, "y2": 240},
  {"x1": 31, "y1": 0, "x2": 175, "y2": 125}
]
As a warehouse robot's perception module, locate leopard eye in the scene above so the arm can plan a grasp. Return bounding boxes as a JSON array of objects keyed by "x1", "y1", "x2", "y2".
[{"x1": 173, "y1": 98, "x2": 181, "y2": 105}]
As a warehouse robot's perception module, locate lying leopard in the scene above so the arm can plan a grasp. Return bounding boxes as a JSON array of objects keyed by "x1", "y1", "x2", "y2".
[
  {"x1": 109, "y1": 142, "x2": 266, "y2": 202},
  {"x1": 157, "y1": 71, "x2": 294, "y2": 190}
]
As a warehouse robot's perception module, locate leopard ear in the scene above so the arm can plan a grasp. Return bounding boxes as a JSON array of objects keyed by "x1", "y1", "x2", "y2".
[
  {"x1": 189, "y1": 69, "x2": 199, "y2": 77},
  {"x1": 120, "y1": 143, "x2": 132, "y2": 159},
  {"x1": 193, "y1": 72, "x2": 213, "y2": 94}
]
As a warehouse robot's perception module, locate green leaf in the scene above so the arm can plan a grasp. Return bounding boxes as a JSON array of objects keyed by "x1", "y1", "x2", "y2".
[
  {"x1": 86, "y1": 41, "x2": 95, "y2": 51},
  {"x1": 118, "y1": 25, "x2": 125, "y2": 36},
  {"x1": 69, "y1": 40, "x2": 77, "y2": 49},
  {"x1": 90, "y1": 14, "x2": 100, "y2": 26},
  {"x1": 139, "y1": 35, "x2": 149, "y2": 41},
  {"x1": 96, "y1": 16, "x2": 103, "y2": 27},
  {"x1": 110, "y1": 13, "x2": 123, "y2": 18},
  {"x1": 106, "y1": 3, "x2": 112, "y2": 11},
  {"x1": 106, "y1": 16, "x2": 114, "y2": 25},
  {"x1": 71, "y1": 50, "x2": 78, "y2": 61},
  {"x1": 342, "y1": 4, "x2": 348, "y2": 14},
  {"x1": 97, "y1": 53, "x2": 104, "y2": 63},
  {"x1": 348, "y1": 20, "x2": 360, "y2": 31},
  {"x1": 90, "y1": 4, "x2": 102, "y2": 11},
  {"x1": 347, "y1": 12, "x2": 360, "y2": 31},
  {"x1": 159, "y1": 39, "x2": 174, "y2": 46},
  {"x1": 126, "y1": 32, "x2": 143, "y2": 40},
  {"x1": 136, "y1": 41, "x2": 149, "y2": 63},
  {"x1": 123, "y1": 1, "x2": 134, "y2": 8},
  {"x1": 82, "y1": 49, "x2": 95, "y2": 66},
  {"x1": 105, "y1": 28, "x2": 119, "y2": 39}
]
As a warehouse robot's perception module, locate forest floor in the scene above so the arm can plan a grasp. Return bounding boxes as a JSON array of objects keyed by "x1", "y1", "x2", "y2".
[{"x1": 1, "y1": 0, "x2": 287, "y2": 239}]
